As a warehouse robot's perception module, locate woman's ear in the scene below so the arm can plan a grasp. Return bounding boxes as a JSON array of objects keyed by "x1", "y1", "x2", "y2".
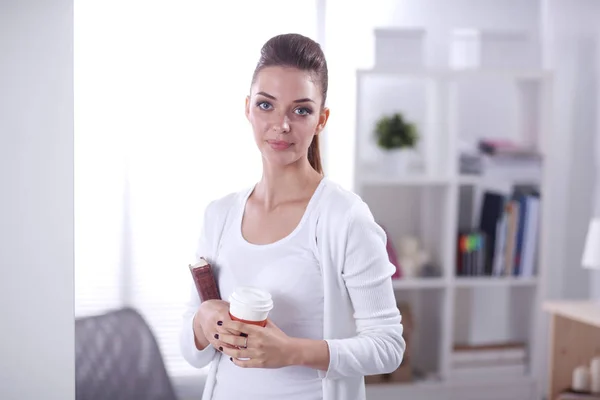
[
  {"x1": 245, "y1": 96, "x2": 251, "y2": 120},
  {"x1": 316, "y1": 107, "x2": 330, "y2": 135}
]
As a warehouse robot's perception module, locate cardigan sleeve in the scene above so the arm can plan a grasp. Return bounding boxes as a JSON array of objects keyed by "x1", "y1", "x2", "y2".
[
  {"x1": 179, "y1": 202, "x2": 218, "y2": 369},
  {"x1": 323, "y1": 200, "x2": 406, "y2": 380}
]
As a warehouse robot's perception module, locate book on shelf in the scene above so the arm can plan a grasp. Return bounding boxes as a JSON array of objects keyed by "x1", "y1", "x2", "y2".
[
  {"x1": 456, "y1": 230, "x2": 487, "y2": 276},
  {"x1": 452, "y1": 342, "x2": 526, "y2": 367},
  {"x1": 449, "y1": 342, "x2": 528, "y2": 380},
  {"x1": 456, "y1": 187, "x2": 541, "y2": 278},
  {"x1": 459, "y1": 138, "x2": 542, "y2": 180},
  {"x1": 477, "y1": 138, "x2": 541, "y2": 160},
  {"x1": 448, "y1": 363, "x2": 526, "y2": 380}
]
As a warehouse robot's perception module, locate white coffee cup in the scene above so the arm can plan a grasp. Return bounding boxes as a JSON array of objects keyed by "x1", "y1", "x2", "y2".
[{"x1": 228, "y1": 286, "x2": 273, "y2": 327}]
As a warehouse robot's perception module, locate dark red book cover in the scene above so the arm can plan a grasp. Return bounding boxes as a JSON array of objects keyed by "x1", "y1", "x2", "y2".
[{"x1": 188, "y1": 257, "x2": 221, "y2": 302}]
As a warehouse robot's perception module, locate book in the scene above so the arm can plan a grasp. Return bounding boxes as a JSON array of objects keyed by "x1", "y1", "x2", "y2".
[
  {"x1": 188, "y1": 257, "x2": 221, "y2": 302},
  {"x1": 456, "y1": 230, "x2": 486, "y2": 276},
  {"x1": 451, "y1": 342, "x2": 527, "y2": 368},
  {"x1": 478, "y1": 191, "x2": 506, "y2": 275},
  {"x1": 461, "y1": 187, "x2": 540, "y2": 278},
  {"x1": 478, "y1": 138, "x2": 541, "y2": 160},
  {"x1": 448, "y1": 363, "x2": 526, "y2": 380},
  {"x1": 449, "y1": 342, "x2": 528, "y2": 380}
]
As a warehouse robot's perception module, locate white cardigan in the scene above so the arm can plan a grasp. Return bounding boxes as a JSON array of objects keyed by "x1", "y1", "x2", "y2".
[{"x1": 179, "y1": 178, "x2": 406, "y2": 400}]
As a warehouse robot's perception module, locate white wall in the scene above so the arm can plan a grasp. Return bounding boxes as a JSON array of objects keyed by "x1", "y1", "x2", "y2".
[
  {"x1": 0, "y1": 1, "x2": 74, "y2": 399},
  {"x1": 543, "y1": 0, "x2": 600, "y2": 300},
  {"x1": 385, "y1": 0, "x2": 541, "y2": 68}
]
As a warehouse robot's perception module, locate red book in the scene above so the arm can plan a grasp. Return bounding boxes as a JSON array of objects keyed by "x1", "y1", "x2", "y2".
[{"x1": 188, "y1": 257, "x2": 221, "y2": 302}]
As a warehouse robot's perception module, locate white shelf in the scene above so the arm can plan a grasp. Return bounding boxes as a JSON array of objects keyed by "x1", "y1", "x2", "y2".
[
  {"x1": 392, "y1": 278, "x2": 446, "y2": 289},
  {"x1": 458, "y1": 174, "x2": 542, "y2": 187},
  {"x1": 358, "y1": 173, "x2": 454, "y2": 186},
  {"x1": 454, "y1": 276, "x2": 538, "y2": 288},
  {"x1": 391, "y1": 277, "x2": 538, "y2": 289},
  {"x1": 358, "y1": 173, "x2": 542, "y2": 187}
]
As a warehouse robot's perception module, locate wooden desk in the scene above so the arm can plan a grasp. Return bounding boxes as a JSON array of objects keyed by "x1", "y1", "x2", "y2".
[{"x1": 543, "y1": 301, "x2": 600, "y2": 400}]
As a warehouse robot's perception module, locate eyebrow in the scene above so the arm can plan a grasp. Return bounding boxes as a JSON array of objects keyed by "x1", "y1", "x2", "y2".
[{"x1": 256, "y1": 91, "x2": 315, "y2": 104}]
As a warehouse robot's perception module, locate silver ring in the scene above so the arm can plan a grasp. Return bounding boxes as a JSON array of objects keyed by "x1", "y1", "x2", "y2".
[{"x1": 243, "y1": 336, "x2": 248, "y2": 348}]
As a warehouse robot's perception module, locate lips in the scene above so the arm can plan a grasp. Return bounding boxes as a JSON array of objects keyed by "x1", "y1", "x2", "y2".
[{"x1": 267, "y1": 140, "x2": 292, "y2": 150}]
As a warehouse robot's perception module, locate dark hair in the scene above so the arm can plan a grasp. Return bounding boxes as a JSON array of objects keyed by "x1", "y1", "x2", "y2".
[{"x1": 251, "y1": 33, "x2": 328, "y2": 174}]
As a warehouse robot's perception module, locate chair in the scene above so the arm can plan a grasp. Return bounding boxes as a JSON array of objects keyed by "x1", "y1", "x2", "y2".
[{"x1": 75, "y1": 307, "x2": 178, "y2": 400}]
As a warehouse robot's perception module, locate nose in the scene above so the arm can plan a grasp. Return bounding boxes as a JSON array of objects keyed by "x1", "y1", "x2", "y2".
[{"x1": 272, "y1": 113, "x2": 290, "y2": 134}]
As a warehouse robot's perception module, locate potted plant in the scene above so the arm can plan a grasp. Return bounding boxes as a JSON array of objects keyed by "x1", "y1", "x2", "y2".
[{"x1": 374, "y1": 112, "x2": 419, "y2": 173}]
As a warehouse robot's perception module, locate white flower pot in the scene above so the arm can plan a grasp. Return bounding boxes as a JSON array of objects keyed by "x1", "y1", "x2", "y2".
[{"x1": 380, "y1": 148, "x2": 414, "y2": 175}]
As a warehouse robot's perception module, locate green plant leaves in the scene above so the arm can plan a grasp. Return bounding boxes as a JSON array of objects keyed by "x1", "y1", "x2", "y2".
[{"x1": 374, "y1": 112, "x2": 419, "y2": 149}]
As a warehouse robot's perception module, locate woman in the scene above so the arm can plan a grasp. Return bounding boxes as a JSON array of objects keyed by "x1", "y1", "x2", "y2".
[{"x1": 180, "y1": 33, "x2": 405, "y2": 400}]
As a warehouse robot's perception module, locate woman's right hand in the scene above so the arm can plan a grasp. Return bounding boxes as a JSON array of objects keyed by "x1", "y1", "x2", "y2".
[{"x1": 193, "y1": 299, "x2": 240, "y2": 352}]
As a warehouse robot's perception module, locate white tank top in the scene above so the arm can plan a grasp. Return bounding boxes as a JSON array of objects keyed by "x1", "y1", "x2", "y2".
[{"x1": 211, "y1": 180, "x2": 326, "y2": 400}]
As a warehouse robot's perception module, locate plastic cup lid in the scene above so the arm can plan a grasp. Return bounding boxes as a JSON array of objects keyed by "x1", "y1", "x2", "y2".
[{"x1": 229, "y1": 286, "x2": 273, "y2": 312}]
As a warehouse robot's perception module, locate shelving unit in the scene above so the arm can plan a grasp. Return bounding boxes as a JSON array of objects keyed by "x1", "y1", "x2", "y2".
[
  {"x1": 354, "y1": 66, "x2": 552, "y2": 400},
  {"x1": 454, "y1": 276, "x2": 538, "y2": 288}
]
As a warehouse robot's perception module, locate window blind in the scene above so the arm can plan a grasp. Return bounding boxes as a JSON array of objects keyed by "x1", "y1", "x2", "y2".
[{"x1": 74, "y1": 0, "x2": 318, "y2": 381}]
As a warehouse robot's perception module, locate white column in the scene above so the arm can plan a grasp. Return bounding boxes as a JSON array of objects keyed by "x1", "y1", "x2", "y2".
[{"x1": 590, "y1": 34, "x2": 600, "y2": 300}]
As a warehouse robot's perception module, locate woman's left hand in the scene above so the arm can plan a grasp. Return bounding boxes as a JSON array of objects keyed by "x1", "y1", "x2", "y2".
[{"x1": 215, "y1": 319, "x2": 296, "y2": 369}]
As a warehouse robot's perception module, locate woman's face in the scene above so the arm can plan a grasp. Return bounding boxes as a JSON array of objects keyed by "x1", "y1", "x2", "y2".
[{"x1": 246, "y1": 66, "x2": 329, "y2": 170}]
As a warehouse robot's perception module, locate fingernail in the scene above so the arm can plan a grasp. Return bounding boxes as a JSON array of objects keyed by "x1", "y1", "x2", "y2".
[
  {"x1": 217, "y1": 321, "x2": 223, "y2": 326},
  {"x1": 240, "y1": 332, "x2": 248, "y2": 337},
  {"x1": 218, "y1": 346, "x2": 223, "y2": 351},
  {"x1": 214, "y1": 333, "x2": 219, "y2": 339}
]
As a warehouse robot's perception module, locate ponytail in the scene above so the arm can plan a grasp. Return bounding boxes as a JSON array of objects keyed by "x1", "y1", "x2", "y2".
[{"x1": 308, "y1": 135, "x2": 323, "y2": 174}]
